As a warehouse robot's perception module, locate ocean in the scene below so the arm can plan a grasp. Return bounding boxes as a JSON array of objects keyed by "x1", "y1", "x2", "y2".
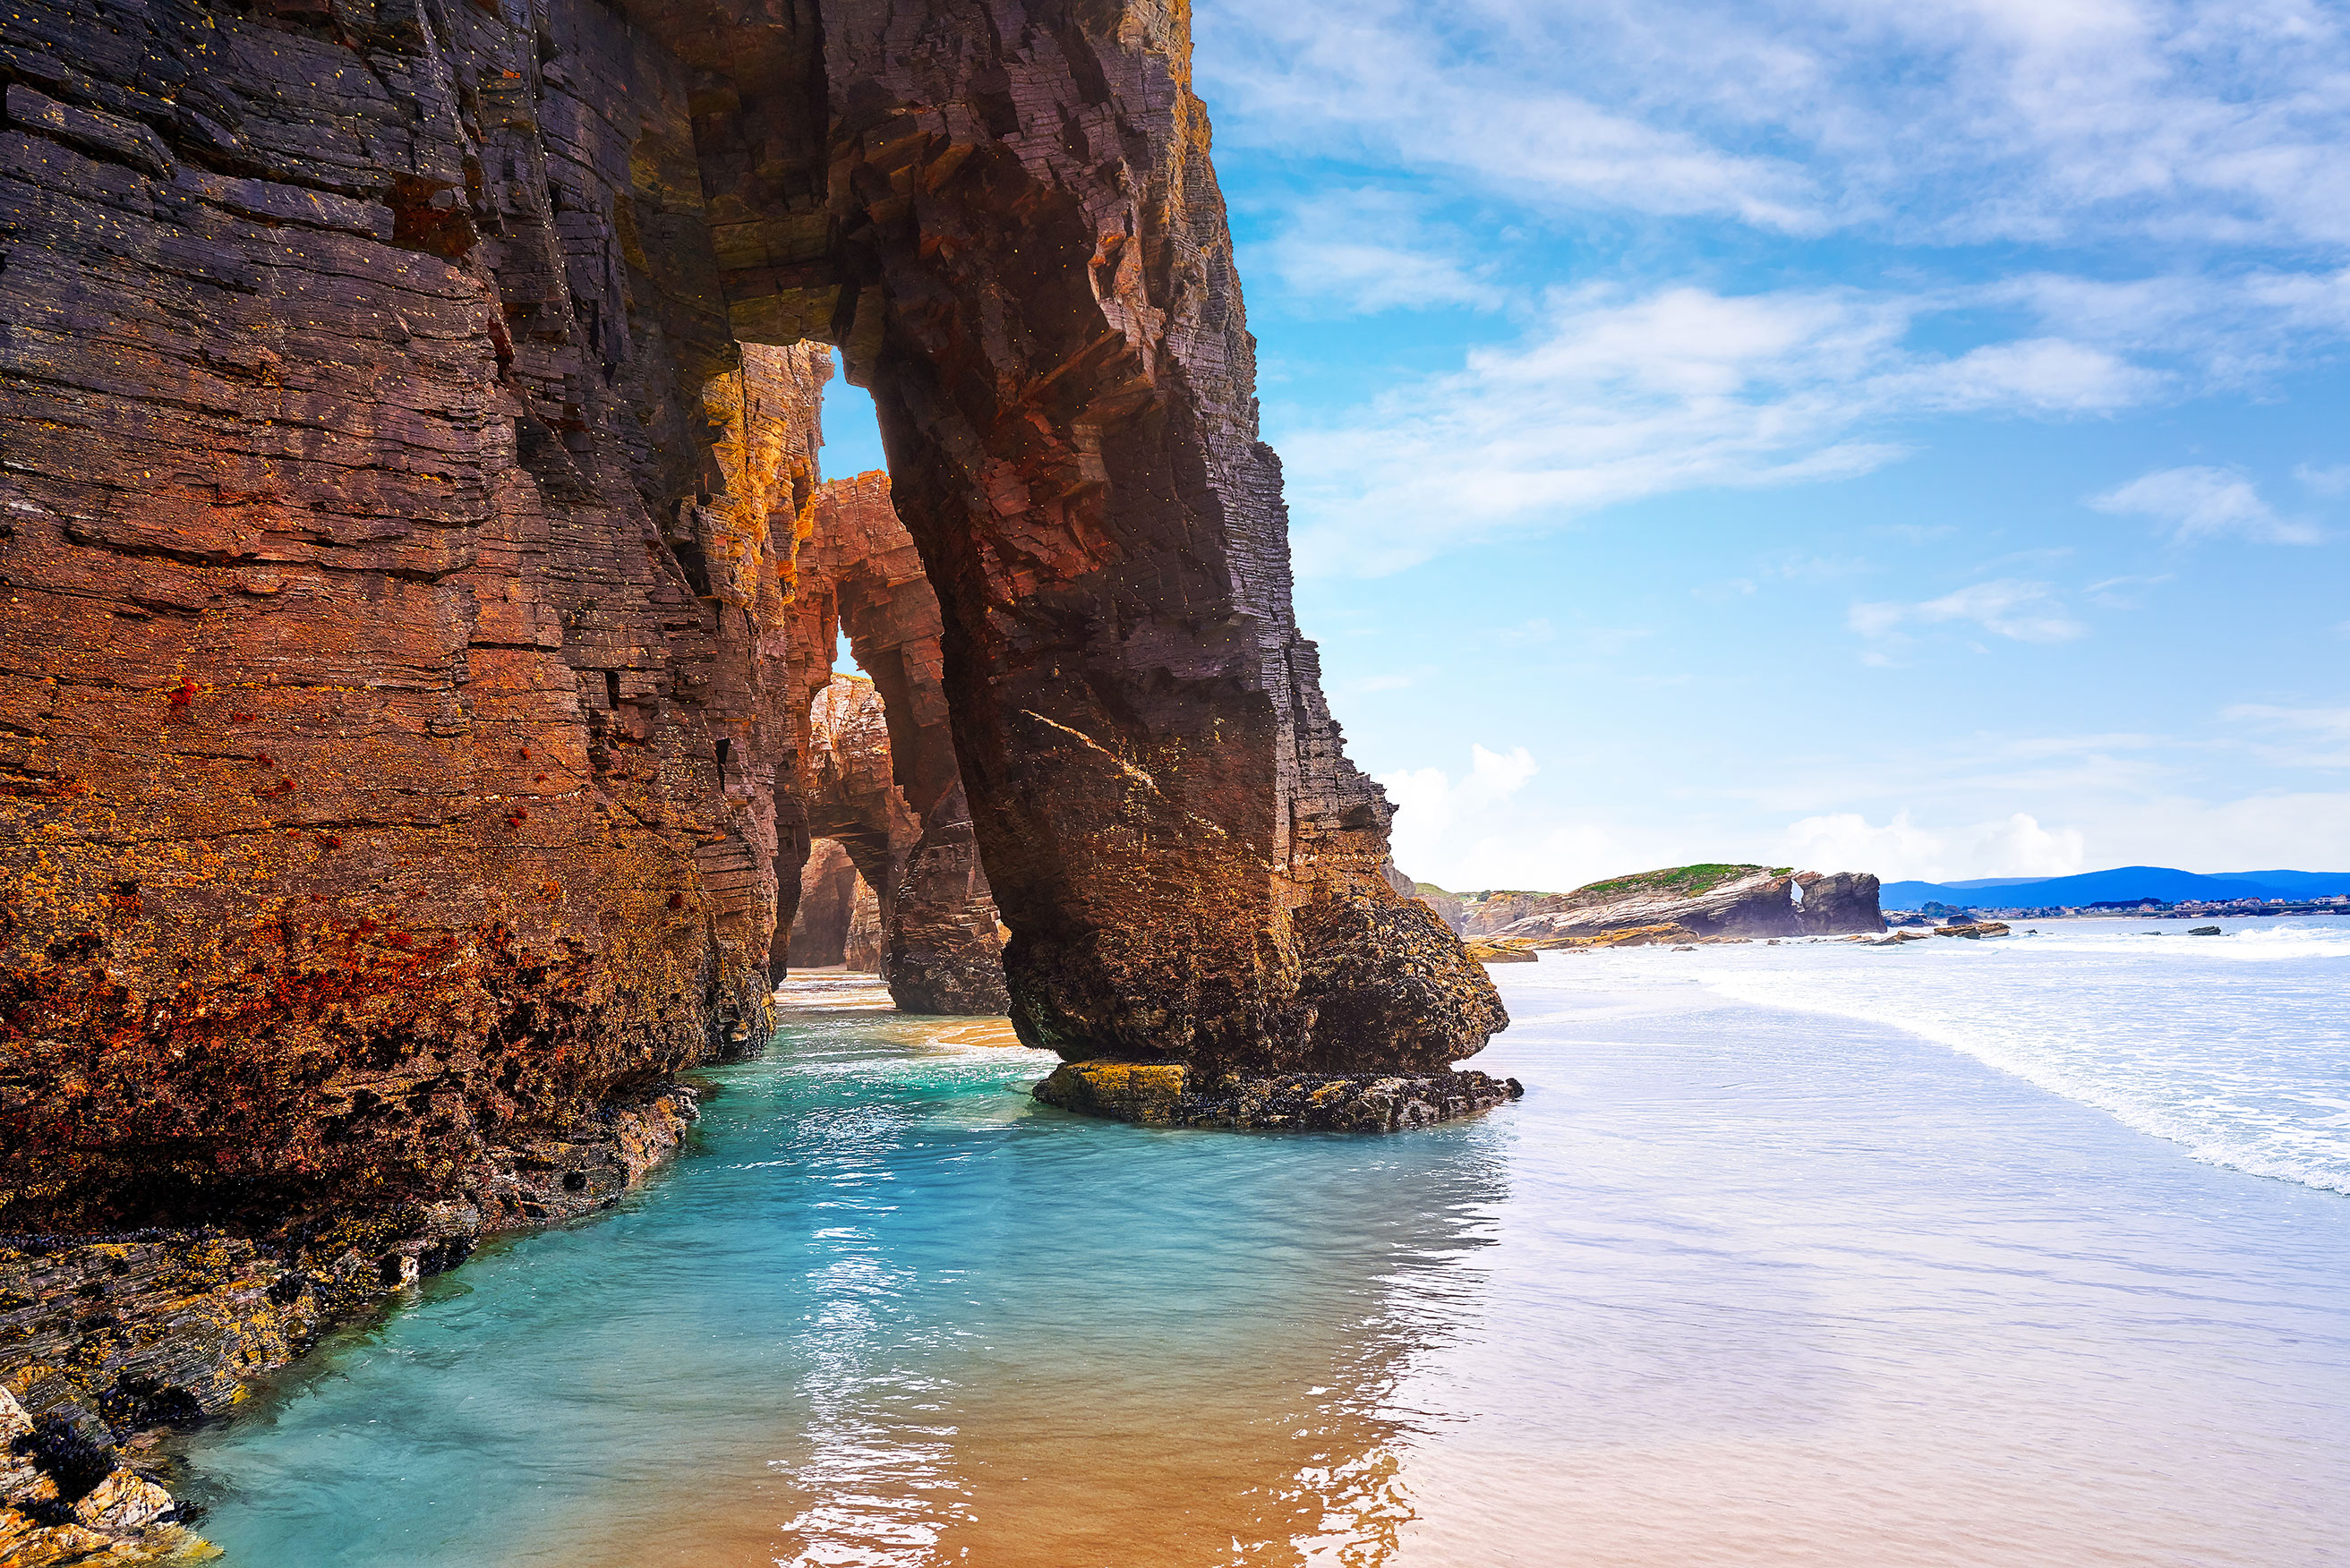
[{"x1": 168, "y1": 920, "x2": 2350, "y2": 1565}]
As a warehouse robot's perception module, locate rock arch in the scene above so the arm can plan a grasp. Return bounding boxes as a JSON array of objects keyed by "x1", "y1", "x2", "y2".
[
  {"x1": 784, "y1": 473, "x2": 1011, "y2": 1013},
  {"x1": 0, "y1": 0, "x2": 1503, "y2": 1237},
  {"x1": 697, "y1": 1, "x2": 1506, "y2": 1074}
]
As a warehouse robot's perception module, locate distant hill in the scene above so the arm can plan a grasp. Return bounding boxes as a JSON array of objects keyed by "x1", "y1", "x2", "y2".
[{"x1": 1881, "y1": 865, "x2": 2350, "y2": 909}]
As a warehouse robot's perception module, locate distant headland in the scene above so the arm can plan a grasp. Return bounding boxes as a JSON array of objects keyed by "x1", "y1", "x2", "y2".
[
  {"x1": 1882, "y1": 866, "x2": 2350, "y2": 918},
  {"x1": 1404, "y1": 863, "x2": 1886, "y2": 953}
]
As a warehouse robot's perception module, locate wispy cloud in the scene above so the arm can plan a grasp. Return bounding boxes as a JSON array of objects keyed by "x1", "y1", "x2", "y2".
[
  {"x1": 1380, "y1": 745, "x2": 1542, "y2": 881},
  {"x1": 1200, "y1": 3, "x2": 1823, "y2": 230},
  {"x1": 1245, "y1": 188, "x2": 1507, "y2": 317},
  {"x1": 2086, "y1": 572, "x2": 2174, "y2": 609},
  {"x1": 2089, "y1": 466, "x2": 2321, "y2": 543},
  {"x1": 1850, "y1": 579, "x2": 2089, "y2": 647},
  {"x1": 1199, "y1": 0, "x2": 2350, "y2": 249},
  {"x1": 2223, "y1": 703, "x2": 2350, "y2": 768},
  {"x1": 1280, "y1": 283, "x2": 2165, "y2": 575}
]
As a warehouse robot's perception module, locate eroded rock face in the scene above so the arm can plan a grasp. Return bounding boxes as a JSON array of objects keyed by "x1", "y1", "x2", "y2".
[
  {"x1": 794, "y1": 4, "x2": 1501, "y2": 1074},
  {"x1": 789, "y1": 475, "x2": 1010, "y2": 1013},
  {"x1": 0, "y1": 0, "x2": 839, "y2": 1238},
  {"x1": 788, "y1": 839, "x2": 861, "y2": 967},
  {"x1": 0, "y1": 0, "x2": 1500, "y2": 1266},
  {"x1": 1033, "y1": 1060, "x2": 1524, "y2": 1132},
  {"x1": 1797, "y1": 871, "x2": 1885, "y2": 934},
  {"x1": 1484, "y1": 865, "x2": 1883, "y2": 943},
  {"x1": 0, "y1": 0, "x2": 1509, "y2": 1547}
]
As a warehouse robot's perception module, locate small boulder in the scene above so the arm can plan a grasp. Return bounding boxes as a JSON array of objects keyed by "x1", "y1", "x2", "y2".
[
  {"x1": 2189, "y1": 925, "x2": 2223, "y2": 936},
  {"x1": 1032, "y1": 1061, "x2": 1189, "y2": 1125},
  {"x1": 73, "y1": 1470, "x2": 174, "y2": 1533}
]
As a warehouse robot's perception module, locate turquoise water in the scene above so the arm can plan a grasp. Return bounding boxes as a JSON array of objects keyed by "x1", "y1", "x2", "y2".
[{"x1": 174, "y1": 951, "x2": 2350, "y2": 1566}]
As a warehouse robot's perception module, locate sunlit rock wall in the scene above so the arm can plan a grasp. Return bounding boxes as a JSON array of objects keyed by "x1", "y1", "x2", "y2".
[{"x1": 0, "y1": 0, "x2": 825, "y2": 1230}]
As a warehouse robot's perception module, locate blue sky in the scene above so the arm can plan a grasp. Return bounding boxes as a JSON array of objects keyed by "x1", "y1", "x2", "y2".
[{"x1": 826, "y1": 0, "x2": 2350, "y2": 891}]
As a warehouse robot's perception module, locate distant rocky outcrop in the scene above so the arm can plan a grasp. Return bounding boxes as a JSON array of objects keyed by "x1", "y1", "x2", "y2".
[
  {"x1": 1473, "y1": 864, "x2": 1884, "y2": 944},
  {"x1": 1796, "y1": 872, "x2": 1884, "y2": 934},
  {"x1": 1414, "y1": 886, "x2": 1470, "y2": 934}
]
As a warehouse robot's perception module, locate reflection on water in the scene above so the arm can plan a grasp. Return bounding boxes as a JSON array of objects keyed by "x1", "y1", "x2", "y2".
[
  {"x1": 172, "y1": 963, "x2": 2350, "y2": 1567},
  {"x1": 176, "y1": 976, "x2": 1507, "y2": 1567}
]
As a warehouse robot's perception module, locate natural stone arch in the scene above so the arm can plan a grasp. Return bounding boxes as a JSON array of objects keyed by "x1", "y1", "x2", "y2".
[
  {"x1": 0, "y1": 0, "x2": 1504, "y2": 1247},
  {"x1": 783, "y1": 473, "x2": 1011, "y2": 1013},
  {"x1": 665, "y1": 0, "x2": 1508, "y2": 1075},
  {"x1": 787, "y1": 839, "x2": 869, "y2": 968}
]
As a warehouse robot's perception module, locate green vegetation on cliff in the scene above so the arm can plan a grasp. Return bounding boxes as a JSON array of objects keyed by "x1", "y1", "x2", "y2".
[{"x1": 1574, "y1": 864, "x2": 1778, "y2": 899}]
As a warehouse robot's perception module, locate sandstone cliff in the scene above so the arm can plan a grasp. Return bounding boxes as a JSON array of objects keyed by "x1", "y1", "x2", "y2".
[
  {"x1": 1796, "y1": 872, "x2": 1885, "y2": 935},
  {"x1": 787, "y1": 839, "x2": 861, "y2": 968},
  {"x1": 1, "y1": 0, "x2": 1500, "y2": 1217},
  {"x1": 786, "y1": 478, "x2": 1010, "y2": 1014},
  {"x1": 0, "y1": 3, "x2": 1507, "y2": 1527}
]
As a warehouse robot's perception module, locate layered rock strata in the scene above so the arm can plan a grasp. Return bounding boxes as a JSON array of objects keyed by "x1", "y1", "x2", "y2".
[
  {"x1": 1033, "y1": 1061, "x2": 1524, "y2": 1133},
  {"x1": 1, "y1": 0, "x2": 1505, "y2": 1188},
  {"x1": 791, "y1": 4, "x2": 1503, "y2": 1074},
  {"x1": 1795, "y1": 872, "x2": 1884, "y2": 934},
  {"x1": 0, "y1": 0, "x2": 833, "y2": 1240},
  {"x1": 0, "y1": 0, "x2": 1508, "y2": 1529},
  {"x1": 1483, "y1": 865, "x2": 1884, "y2": 944},
  {"x1": 783, "y1": 477, "x2": 1010, "y2": 1013}
]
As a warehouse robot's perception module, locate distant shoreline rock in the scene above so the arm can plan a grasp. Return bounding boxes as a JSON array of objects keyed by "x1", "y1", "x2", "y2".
[{"x1": 1452, "y1": 865, "x2": 1885, "y2": 945}]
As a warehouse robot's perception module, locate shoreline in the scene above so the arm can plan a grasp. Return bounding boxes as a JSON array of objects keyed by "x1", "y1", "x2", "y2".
[
  {"x1": 148, "y1": 962, "x2": 2350, "y2": 1567},
  {"x1": 0, "y1": 1083, "x2": 707, "y2": 1564}
]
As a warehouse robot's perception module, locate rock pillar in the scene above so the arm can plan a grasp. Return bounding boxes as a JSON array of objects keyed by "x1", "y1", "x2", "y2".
[{"x1": 805, "y1": 0, "x2": 1505, "y2": 1073}]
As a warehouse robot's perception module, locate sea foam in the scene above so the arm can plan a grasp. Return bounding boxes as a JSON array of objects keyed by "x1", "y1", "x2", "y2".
[{"x1": 1517, "y1": 917, "x2": 2350, "y2": 1194}]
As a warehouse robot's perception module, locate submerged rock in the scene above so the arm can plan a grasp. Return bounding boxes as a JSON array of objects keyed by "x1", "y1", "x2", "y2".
[{"x1": 1033, "y1": 1061, "x2": 1524, "y2": 1132}]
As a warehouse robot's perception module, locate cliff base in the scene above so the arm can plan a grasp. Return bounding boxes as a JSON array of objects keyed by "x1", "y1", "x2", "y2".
[
  {"x1": 1, "y1": 1087, "x2": 700, "y2": 1564},
  {"x1": 1033, "y1": 1062, "x2": 1523, "y2": 1133}
]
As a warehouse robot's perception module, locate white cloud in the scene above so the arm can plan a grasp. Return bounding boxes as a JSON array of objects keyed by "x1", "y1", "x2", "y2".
[
  {"x1": 1248, "y1": 189, "x2": 1506, "y2": 316},
  {"x1": 2223, "y1": 703, "x2": 2350, "y2": 768},
  {"x1": 2075, "y1": 788, "x2": 2350, "y2": 872},
  {"x1": 1380, "y1": 744, "x2": 1540, "y2": 863},
  {"x1": 1884, "y1": 337, "x2": 2163, "y2": 411},
  {"x1": 1849, "y1": 578, "x2": 2089, "y2": 645},
  {"x1": 1199, "y1": 0, "x2": 2350, "y2": 250},
  {"x1": 1779, "y1": 809, "x2": 2086, "y2": 882},
  {"x1": 2089, "y1": 465, "x2": 2321, "y2": 543},
  {"x1": 2298, "y1": 462, "x2": 2350, "y2": 494},
  {"x1": 2086, "y1": 572, "x2": 2173, "y2": 608},
  {"x1": 1281, "y1": 283, "x2": 2164, "y2": 575},
  {"x1": 1199, "y1": 3, "x2": 1823, "y2": 231},
  {"x1": 1381, "y1": 746, "x2": 1710, "y2": 891}
]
